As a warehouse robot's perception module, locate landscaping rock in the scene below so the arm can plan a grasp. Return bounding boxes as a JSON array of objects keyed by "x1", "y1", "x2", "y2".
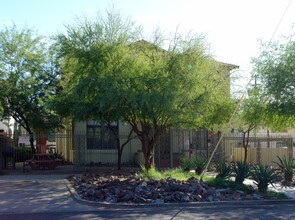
[{"x1": 68, "y1": 174, "x2": 271, "y2": 204}]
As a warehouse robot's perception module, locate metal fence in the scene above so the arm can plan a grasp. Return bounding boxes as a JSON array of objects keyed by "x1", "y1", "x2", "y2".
[
  {"x1": 0, "y1": 131, "x2": 294, "y2": 171},
  {"x1": 0, "y1": 134, "x2": 35, "y2": 170},
  {"x1": 222, "y1": 134, "x2": 294, "y2": 165}
]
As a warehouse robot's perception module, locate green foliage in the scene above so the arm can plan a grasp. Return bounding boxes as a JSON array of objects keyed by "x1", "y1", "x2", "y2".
[
  {"x1": 233, "y1": 161, "x2": 251, "y2": 184},
  {"x1": 206, "y1": 177, "x2": 250, "y2": 192},
  {"x1": 138, "y1": 165, "x2": 163, "y2": 180},
  {"x1": 0, "y1": 25, "x2": 62, "y2": 146},
  {"x1": 215, "y1": 162, "x2": 232, "y2": 179},
  {"x1": 162, "y1": 168, "x2": 197, "y2": 181},
  {"x1": 137, "y1": 167, "x2": 199, "y2": 181},
  {"x1": 180, "y1": 157, "x2": 195, "y2": 172},
  {"x1": 250, "y1": 164, "x2": 279, "y2": 193},
  {"x1": 193, "y1": 156, "x2": 208, "y2": 175},
  {"x1": 240, "y1": 88, "x2": 267, "y2": 128},
  {"x1": 252, "y1": 34, "x2": 295, "y2": 123},
  {"x1": 273, "y1": 156, "x2": 295, "y2": 182},
  {"x1": 55, "y1": 10, "x2": 235, "y2": 170}
]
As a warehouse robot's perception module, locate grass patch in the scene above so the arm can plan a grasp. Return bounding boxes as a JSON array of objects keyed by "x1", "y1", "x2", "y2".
[
  {"x1": 137, "y1": 166, "x2": 164, "y2": 180},
  {"x1": 137, "y1": 166, "x2": 200, "y2": 181},
  {"x1": 206, "y1": 177, "x2": 251, "y2": 192},
  {"x1": 162, "y1": 168, "x2": 197, "y2": 180}
]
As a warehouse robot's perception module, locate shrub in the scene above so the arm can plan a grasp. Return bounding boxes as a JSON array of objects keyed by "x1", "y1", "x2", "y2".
[
  {"x1": 15, "y1": 147, "x2": 33, "y2": 162},
  {"x1": 180, "y1": 157, "x2": 195, "y2": 172},
  {"x1": 51, "y1": 152, "x2": 66, "y2": 164},
  {"x1": 137, "y1": 165, "x2": 163, "y2": 180},
  {"x1": 193, "y1": 156, "x2": 207, "y2": 175},
  {"x1": 163, "y1": 168, "x2": 196, "y2": 180},
  {"x1": 273, "y1": 156, "x2": 295, "y2": 183},
  {"x1": 250, "y1": 164, "x2": 279, "y2": 193},
  {"x1": 233, "y1": 161, "x2": 251, "y2": 184},
  {"x1": 215, "y1": 162, "x2": 232, "y2": 179}
]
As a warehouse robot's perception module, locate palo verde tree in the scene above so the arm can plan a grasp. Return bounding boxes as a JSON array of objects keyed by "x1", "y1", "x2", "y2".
[
  {"x1": 234, "y1": 33, "x2": 295, "y2": 163},
  {"x1": 0, "y1": 25, "x2": 62, "y2": 153},
  {"x1": 234, "y1": 86, "x2": 267, "y2": 163},
  {"x1": 55, "y1": 10, "x2": 234, "y2": 169},
  {"x1": 122, "y1": 38, "x2": 234, "y2": 169},
  {"x1": 53, "y1": 10, "x2": 140, "y2": 169},
  {"x1": 252, "y1": 34, "x2": 295, "y2": 121}
]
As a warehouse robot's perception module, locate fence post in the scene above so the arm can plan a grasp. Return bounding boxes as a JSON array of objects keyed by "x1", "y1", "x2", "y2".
[
  {"x1": 256, "y1": 139, "x2": 261, "y2": 165},
  {"x1": 288, "y1": 138, "x2": 293, "y2": 161},
  {"x1": 170, "y1": 130, "x2": 173, "y2": 168}
]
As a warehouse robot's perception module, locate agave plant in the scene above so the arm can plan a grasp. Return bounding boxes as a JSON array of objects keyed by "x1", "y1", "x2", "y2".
[
  {"x1": 233, "y1": 161, "x2": 251, "y2": 184},
  {"x1": 250, "y1": 164, "x2": 279, "y2": 193},
  {"x1": 215, "y1": 162, "x2": 232, "y2": 179},
  {"x1": 193, "y1": 156, "x2": 207, "y2": 175},
  {"x1": 273, "y1": 156, "x2": 295, "y2": 183},
  {"x1": 180, "y1": 157, "x2": 195, "y2": 172}
]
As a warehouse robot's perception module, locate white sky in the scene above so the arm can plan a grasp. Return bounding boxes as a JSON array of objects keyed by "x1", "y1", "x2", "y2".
[{"x1": 1, "y1": 0, "x2": 295, "y2": 91}]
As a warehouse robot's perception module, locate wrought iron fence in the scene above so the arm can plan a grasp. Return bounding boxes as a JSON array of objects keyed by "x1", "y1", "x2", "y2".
[
  {"x1": 0, "y1": 131, "x2": 294, "y2": 171},
  {"x1": 222, "y1": 134, "x2": 294, "y2": 166}
]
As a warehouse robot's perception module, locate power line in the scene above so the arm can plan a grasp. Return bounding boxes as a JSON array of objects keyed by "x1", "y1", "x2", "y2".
[{"x1": 269, "y1": 0, "x2": 293, "y2": 43}]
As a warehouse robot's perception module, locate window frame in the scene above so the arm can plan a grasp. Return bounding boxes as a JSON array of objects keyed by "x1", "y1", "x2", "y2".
[{"x1": 86, "y1": 121, "x2": 119, "y2": 150}]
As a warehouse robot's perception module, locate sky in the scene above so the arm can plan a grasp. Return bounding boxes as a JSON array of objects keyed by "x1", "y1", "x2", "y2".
[{"x1": 1, "y1": 0, "x2": 295, "y2": 91}]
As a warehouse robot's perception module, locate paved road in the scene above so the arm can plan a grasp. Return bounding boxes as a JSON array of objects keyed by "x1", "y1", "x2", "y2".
[
  {"x1": 0, "y1": 175, "x2": 294, "y2": 220},
  {"x1": 1, "y1": 204, "x2": 295, "y2": 220}
]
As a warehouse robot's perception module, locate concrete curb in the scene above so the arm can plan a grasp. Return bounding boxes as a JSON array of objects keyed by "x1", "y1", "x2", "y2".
[{"x1": 65, "y1": 179, "x2": 295, "y2": 208}]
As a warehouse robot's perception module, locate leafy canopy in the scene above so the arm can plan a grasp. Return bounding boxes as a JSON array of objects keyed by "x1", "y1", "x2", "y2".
[
  {"x1": 53, "y1": 10, "x2": 236, "y2": 169},
  {"x1": 0, "y1": 25, "x2": 62, "y2": 134},
  {"x1": 55, "y1": 10, "x2": 234, "y2": 131},
  {"x1": 252, "y1": 34, "x2": 295, "y2": 122}
]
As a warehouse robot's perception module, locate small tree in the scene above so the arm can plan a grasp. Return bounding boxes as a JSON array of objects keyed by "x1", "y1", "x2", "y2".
[
  {"x1": 233, "y1": 85, "x2": 267, "y2": 163},
  {"x1": 53, "y1": 10, "x2": 140, "y2": 169},
  {"x1": 55, "y1": 10, "x2": 234, "y2": 170},
  {"x1": 252, "y1": 35, "x2": 295, "y2": 125},
  {"x1": 0, "y1": 25, "x2": 62, "y2": 153}
]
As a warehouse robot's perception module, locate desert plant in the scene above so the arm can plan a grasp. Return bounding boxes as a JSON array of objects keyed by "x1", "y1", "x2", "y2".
[
  {"x1": 193, "y1": 156, "x2": 207, "y2": 175},
  {"x1": 137, "y1": 165, "x2": 163, "y2": 180},
  {"x1": 51, "y1": 152, "x2": 65, "y2": 160},
  {"x1": 215, "y1": 162, "x2": 232, "y2": 179},
  {"x1": 180, "y1": 157, "x2": 195, "y2": 172},
  {"x1": 250, "y1": 164, "x2": 279, "y2": 193},
  {"x1": 273, "y1": 156, "x2": 295, "y2": 182},
  {"x1": 233, "y1": 161, "x2": 251, "y2": 184},
  {"x1": 163, "y1": 168, "x2": 197, "y2": 180}
]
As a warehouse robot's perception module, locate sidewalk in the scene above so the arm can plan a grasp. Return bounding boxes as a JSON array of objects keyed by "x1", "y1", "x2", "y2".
[
  {"x1": 0, "y1": 174, "x2": 95, "y2": 214},
  {"x1": 0, "y1": 173, "x2": 295, "y2": 214}
]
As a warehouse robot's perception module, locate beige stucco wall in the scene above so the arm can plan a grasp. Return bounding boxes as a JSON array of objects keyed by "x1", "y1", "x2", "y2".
[
  {"x1": 56, "y1": 121, "x2": 143, "y2": 165},
  {"x1": 55, "y1": 133, "x2": 73, "y2": 162}
]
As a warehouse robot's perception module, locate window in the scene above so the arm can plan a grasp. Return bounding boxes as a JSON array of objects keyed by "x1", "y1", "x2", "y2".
[{"x1": 86, "y1": 121, "x2": 118, "y2": 150}]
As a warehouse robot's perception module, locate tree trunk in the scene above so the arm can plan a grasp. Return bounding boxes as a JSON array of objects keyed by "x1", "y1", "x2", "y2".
[
  {"x1": 29, "y1": 132, "x2": 35, "y2": 154},
  {"x1": 244, "y1": 146, "x2": 248, "y2": 164},
  {"x1": 143, "y1": 151, "x2": 153, "y2": 170},
  {"x1": 128, "y1": 120, "x2": 163, "y2": 170},
  {"x1": 243, "y1": 130, "x2": 250, "y2": 164},
  {"x1": 139, "y1": 131, "x2": 160, "y2": 170},
  {"x1": 108, "y1": 123, "x2": 136, "y2": 171},
  {"x1": 117, "y1": 147, "x2": 122, "y2": 170},
  {"x1": 267, "y1": 129, "x2": 270, "y2": 148}
]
